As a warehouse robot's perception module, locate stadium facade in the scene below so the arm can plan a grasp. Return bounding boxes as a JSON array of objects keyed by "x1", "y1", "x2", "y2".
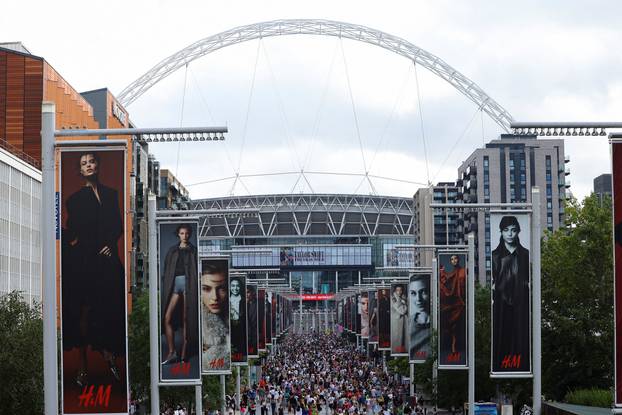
[{"x1": 191, "y1": 193, "x2": 416, "y2": 310}]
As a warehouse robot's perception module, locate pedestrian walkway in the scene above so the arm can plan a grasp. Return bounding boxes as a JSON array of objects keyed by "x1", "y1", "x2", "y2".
[{"x1": 236, "y1": 333, "x2": 416, "y2": 415}]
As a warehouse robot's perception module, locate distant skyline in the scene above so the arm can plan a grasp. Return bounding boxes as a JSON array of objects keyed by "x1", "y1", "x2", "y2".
[{"x1": 3, "y1": 0, "x2": 620, "y2": 200}]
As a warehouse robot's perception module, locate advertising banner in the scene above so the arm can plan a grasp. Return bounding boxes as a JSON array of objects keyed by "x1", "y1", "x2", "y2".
[
  {"x1": 233, "y1": 244, "x2": 372, "y2": 268},
  {"x1": 271, "y1": 292, "x2": 277, "y2": 342},
  {"x1": 201, "y1": 258, "x2": 231, "y2": 374},
  {"x1": 490, "y1": 212, "x2": 532, "y2": 376},
  {"x1": 265, "y1": 292, "x2": 273, "y2": 345},
  {"x1": 390, "y1": 283, "x2": 409, "y2": 356},
  {"x1": 383, "y1": 244, "x2": 415, "y2": 268},
  {"x1": 158, "y1": 221, "x2": 201, "y2": 383},
  {"x1": 614, "y1": 142, "x2": 622, "y2": 406},
  {"x1": 438, "y1": 253, "x2": 468, "y2": 368},
  {"x1": 368, "y1": 289, "x2": 378, "y2": 343},
  {"x1": 230, "y1": 274, "x2": 248, "y2": 365},
  {"x1": 409, "y1": 273, "x2": 431, "y2": 363},
  {"x1": 258, "y1": 289, "x2": 266, "y2": 351},
  {"x1": 377, "y1": 288, "x2": 391, "y2": 350},
  {"x1": 356, "y1": 293, "x2": 362, "y2": 335},
  {"x1": 360, "y1": 291, "x2": 370, "y2": 338},
  {"x1": 60, "y1": 148, "x2": 129, "y2": 414},
  {"x1": 246, "y1": 283, "x2": 259, "y2": 358}
]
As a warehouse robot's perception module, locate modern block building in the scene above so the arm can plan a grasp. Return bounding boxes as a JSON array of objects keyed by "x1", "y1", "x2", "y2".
[
  {"x1": 458, "y1": 134, "x2": 568, "y2": 284},
  {"x1": 593, "y1": 173, "x2": 612, "y2": 204},
  {"x1": 413, "y1": 182, "x2": 461, "y2": 267}
]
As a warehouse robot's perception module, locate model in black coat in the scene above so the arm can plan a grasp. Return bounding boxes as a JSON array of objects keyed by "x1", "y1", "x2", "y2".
[{"x1": 61, "y1": 152, "x2": 125, "y2": 385}]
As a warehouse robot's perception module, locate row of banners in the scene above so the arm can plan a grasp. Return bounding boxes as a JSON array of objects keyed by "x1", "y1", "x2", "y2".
[
  {"x1": 55, "y1": 143, "x2": 622, "y2": 412},
  {"x1": 337, "y1": 210, "x2": 532, "y2": 376},
  {"x1": 56, "y1": 147, "x2": 293, "y2": 414}
]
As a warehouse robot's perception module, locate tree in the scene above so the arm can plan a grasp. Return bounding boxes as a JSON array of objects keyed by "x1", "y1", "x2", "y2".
[
  {"x1": 0, "y1": 291, "x2": 44, "y2": 414},
  {"x1": 541, "y1": 194, "x2": 613, "y2": 401}
]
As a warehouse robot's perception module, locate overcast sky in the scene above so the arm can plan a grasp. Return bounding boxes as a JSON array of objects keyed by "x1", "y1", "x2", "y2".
[{"x1": 4, "y1": 0, "x2": 621, "y2": 200}]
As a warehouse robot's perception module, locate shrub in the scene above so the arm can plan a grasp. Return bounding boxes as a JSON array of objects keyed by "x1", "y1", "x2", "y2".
[{"x1": 564, "y1": 388, "x2": 611, "y2": 408}]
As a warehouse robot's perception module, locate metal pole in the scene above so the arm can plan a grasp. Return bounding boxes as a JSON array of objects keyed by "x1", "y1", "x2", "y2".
[
  {"x1": 432, "y1": 257, "x2": 438, "y2": 405},
  {"x1": 532, "y1": 188, "x2": 542, "y2": 415},
  {"x1": 409, "y1": 363, "x2": 415, "y2": 396},
  {"x1": 148, "y1": 195, "x2": 160, "y2": 415},
  {"x1": 42, "y1": 102, "x2": 58, "y2": 415},
  {"x1": 221, "y1": 374, "x2": 227, "y2": 415},
  {"x1": 236, "y1": 366, "x2": 241, "y2": 411},
  {"x1": 468, "y1": 233, "x2": 475, "y2": 415},
  {"x1": 299, "y1": 275, "x2": 303, "y2": 334},
  {"x1": 196, "y1": 384, "x2": 203, "y2": 415}
]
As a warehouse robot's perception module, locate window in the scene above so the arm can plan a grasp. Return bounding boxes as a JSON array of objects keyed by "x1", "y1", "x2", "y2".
[{"x1": 483, "y1": 157, "x2": 489, "y2": 167}]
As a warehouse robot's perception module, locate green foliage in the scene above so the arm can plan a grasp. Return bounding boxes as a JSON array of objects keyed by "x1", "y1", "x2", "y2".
[
  {"x1": 0, "y1": 291, "x2": 44, "y2": 414},
  {"x1": 541, "y1": 194, "x2": 613, "y2": 401},
  {"x1": 564, "y1": 388, "x2": 612, "y2": 408},
  {"x1": 388, "y1": 356, "x2": 410, "y2": 377}
]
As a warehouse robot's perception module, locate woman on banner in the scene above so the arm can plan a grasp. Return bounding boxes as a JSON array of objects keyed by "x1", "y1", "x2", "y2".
[
  {"x1": 62, "y1": 152, "x2": 125, "y2": 386},
  {"x1": 161, "y1": 224, "x2": 199, "y2": 364},
  {"x1": 492, "y1": 215, "x2": 530, "y2": 371},
  {"x1": 390, "y1": 284, "x2": 408, "y2": 353},
  {"x1": 202, "y1": 261, "x2": 231, "y2": 370},
  {"x1": 439, "y1": 255, "x2": 466, "y2": 357}
]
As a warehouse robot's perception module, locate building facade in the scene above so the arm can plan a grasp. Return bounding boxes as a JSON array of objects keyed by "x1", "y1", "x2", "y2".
[
  {"x1": 593, "y1": 173, "x2": 612, "y2": 204},
  {"x1": 190, "y1": 193, "x2": 415, "y2": 310},
  {"x1": 0, "y1": 146, "x2": 42, "y2": 305}
]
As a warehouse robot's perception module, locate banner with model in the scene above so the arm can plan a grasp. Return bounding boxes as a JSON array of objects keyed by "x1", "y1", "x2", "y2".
[
  {"x1": 246, "y1": 283, "x2": 259, "y2": 358},
  {"x1": 409, "y1": 273, "x2": 431, "y2": 363},
  {"x1": 59, "y1": 147, "x2": 129, "y2": 414},
  {"x1": 613, "y1": 142, "x2": 622, "y2": 406},
  {"x1": 377, "y1": 288, "x2": 391, "y2": 350},
  {"x1": 200, "y1": 258, "x2": 231, "y2": 375},
  {"x1": 438, "y1": 253, "x2": 468, "y2": 368},
  {"x1": 490, "y1": 212, "x2": 532, "y2": 377},
  {"x1": 229, "y1": 274, "x2": 248, "y2": 365},
  {"x1": 158, "y1": 221, "x2": 201, "y2": 383},
  {"x1": 258, "y1": 289, "x2": 266, "y2": 351},
  {"x1": 368, "y1": 289, "x2": 379, "y2": 343},
  {"x1": 390, "y1": 283, "x2": 408, "y2": 356}
]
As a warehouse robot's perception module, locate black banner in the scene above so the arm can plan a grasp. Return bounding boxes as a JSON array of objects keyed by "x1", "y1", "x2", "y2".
[
  {"x1": 60, "y1": 148, "x2": 129, "y2": 413},
  {"x1": 246, "y1": 283, "x2": 259, "y2": 357},
  {"x1": 230, "y1": 275, "x2": 248, "y2": 364},
  {"x1": 491, "y1": 212, "x2": 532, "y2": 376},
  {"x1": 258, "y1": 289, "x2": 266, "y2": 351}
]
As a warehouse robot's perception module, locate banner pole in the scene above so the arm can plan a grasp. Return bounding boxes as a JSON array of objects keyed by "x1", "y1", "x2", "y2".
[
  {"x1": 221, "y1": 374, "x2": 226, "y2": 415},
  {"x1": 468, "y1": 233, "x2": 475, "y2": 415},
  {"x1": 532, "y1": 187, "x2": 542, "y2": 415},
  {"x1": 148, "y1": 195, "x2": 160, "y2": 415},
  {"x1": 432, "y1": 257, "x2": 438, "y2": 405},
  {"x1": 42, "y1": 102, "x2": 58, "y2": 415},
  {"x1": 410, "y1": 363, "x2": 415, "y2": 396},
  {"x1": 236, "y1": 366, "x2": 241, "y2": 411},
  {"x1": 196, "y1": 384, "x2": 203, "y2": 415}
]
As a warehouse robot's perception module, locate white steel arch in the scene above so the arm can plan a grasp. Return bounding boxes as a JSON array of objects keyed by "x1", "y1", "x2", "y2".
[{"x1": 118, "y1": 19, "x2": 513, "y2": 131}]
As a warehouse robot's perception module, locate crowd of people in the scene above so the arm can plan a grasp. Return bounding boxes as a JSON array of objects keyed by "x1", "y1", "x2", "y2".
[{"x1": 237, "y1": 333, "x2": 417, "y2": 415}]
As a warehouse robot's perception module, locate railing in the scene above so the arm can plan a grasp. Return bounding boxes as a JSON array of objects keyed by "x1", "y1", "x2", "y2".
[{"x1": 0, "y1": 137, "x2": 41, "y2": 169}]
